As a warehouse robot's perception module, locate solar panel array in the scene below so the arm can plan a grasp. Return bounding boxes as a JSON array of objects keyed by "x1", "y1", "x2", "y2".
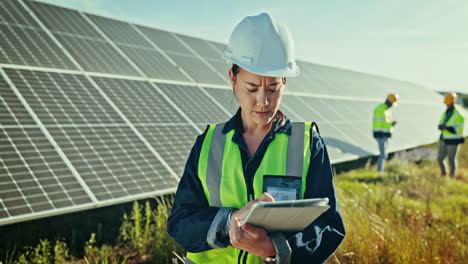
[{"x1": 1, "y1": 0, "x2": 464, "y2": 225}]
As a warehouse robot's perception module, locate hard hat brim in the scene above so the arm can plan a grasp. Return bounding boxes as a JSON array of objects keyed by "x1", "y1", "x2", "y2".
[{"x1": 224, "y1": 54, "x2": 300, "y2": 78}]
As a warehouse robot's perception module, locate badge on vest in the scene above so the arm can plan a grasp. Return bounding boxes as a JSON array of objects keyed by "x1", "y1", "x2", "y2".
[{"x1": 263, "y1": 175, "x2": 302, "y2": 201}]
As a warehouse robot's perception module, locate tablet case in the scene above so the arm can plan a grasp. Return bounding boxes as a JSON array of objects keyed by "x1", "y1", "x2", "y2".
[{"x1": 242, "y1": 198, "x2": 330, "y2": 232}]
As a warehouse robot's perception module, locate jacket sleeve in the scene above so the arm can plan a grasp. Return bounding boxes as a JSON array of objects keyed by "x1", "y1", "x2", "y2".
[
  {"x1": 167, "y1": 128, "x2": 225, "y2": 252},
  {"x1": 287, "y1": 130, "x2": 346, "y2": 263}
]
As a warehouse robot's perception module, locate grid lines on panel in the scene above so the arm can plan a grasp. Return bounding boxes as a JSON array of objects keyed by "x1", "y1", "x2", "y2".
[
  {"x1": 156, "y1": 83, "x2": 230, "y2": 124},
  {"x1": 176, "y1": 34, "x2": 223, "y2": 60},
  {"x1": 117, "y1": 45, "x2": 190, "y2": 81},
  {"x1": 202, "y1": 88, "x2": 238, "y2": 115},
  {"x1": 87, "y1": 14, "x2": 151, "y2": 48},
  {"x1": 48, "y1": 126, "x2": 177, "y2": 201},
  {"x1": 137, "y1": 26, "x2": 227, "y2": 84},
  {"x1": 165, "y1": 52, "x2": 227, "y2": 84},
  {"x1": 26, "y1": 0, "x2": 102, "y2": 38},
  {"x1": 0, "y1": 23, "x2": 77, "y2": 69},
  {"x1": 0, "y1": 126, "x2": 92, "y2": 217},
  {"x1": 5, "y1": 69, "x2": 125, "y2": 125},
  {"x1": 135, "y1": 125, "x2": 198, "y2": 177},
  {"x1": 54, "y1": 34, "x2": 140, "y2": 76},
  {"x1": 0, "y1": 74, "x2": 35, "y2": 126},
  {"x1": 91, "y1": 76, "x2": 186, "y2": 124},
  {"x1": 0, "y1": 0, "x2": 39, "y2": 27}
]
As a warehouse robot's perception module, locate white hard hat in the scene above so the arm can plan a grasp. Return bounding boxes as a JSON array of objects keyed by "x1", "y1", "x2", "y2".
[{"x1": 224, "y1": 12, "x2": 300, "y2": 78}]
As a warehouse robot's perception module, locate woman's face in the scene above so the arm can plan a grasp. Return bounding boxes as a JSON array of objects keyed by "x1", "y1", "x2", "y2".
[{"x1": 229, "y1": 67, "x2": 286, "y2": 127}]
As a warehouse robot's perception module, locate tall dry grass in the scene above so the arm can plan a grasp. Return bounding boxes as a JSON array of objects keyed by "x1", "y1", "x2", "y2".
[{"x1": 330, "y1": 141, "x2": 468, "y2": 264}]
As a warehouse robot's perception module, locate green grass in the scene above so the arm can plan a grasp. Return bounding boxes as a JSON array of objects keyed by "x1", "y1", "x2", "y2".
[
  {"x1": 329, "y1": 141, "x2": 468, "y2": 264},
  {"x1": 5, "y1": 197, "x2": 185, "y2": 264}
]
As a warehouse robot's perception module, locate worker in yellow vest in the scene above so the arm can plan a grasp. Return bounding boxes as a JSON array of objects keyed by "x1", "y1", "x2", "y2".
[
  {"x1": 437, "y1": 93, "x2": 465, "y2": 177},
  {"x1": 372, "y1": 94, "x2": 398, "y2": 172},
  {"x1": 167, "y1": 13, "x2": 345, "y2": 264}
]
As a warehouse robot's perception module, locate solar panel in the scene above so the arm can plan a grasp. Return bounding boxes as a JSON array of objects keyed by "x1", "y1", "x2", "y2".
[
  {"x1": 47, "y1": 126, "x2": 176, "y2": 201},
  {"x1": 5, "y1": 69, "x2": 125, "y2": 125},
  {"x1": 0, "y1": 127, "x2": 92, "y2": 215},
  {"x1": 53, "y1": 34, "x2": 141, "y2": 76},
  {"x1": 91, "y1": 76, "x2": 187, "y2": 124},
  {"x1": 137, "y1": 26, "x2": 190, "y2": 54},
  {"x1": 165, "y1": 52, "x2": 228, "y2": 84},
  {"x1": 87, "y1": 14, "x2": 151, "y2": 48},
  {"x1": 135, "y1": 125, "x2": 198, "y2": 176},
  {"x1": 202, "y1": 87, "x2": 239, "y2": 115},
  {"x1": 117, "y1": 45, "x2": 190, "y2": 81},
  {"x1": 176, "y1": 34, "x2": 223, "y2": 60},
  {"x1": 137, "y1": 26, "x2": 228, "y2": 84},
  {"x1": 0, "y1": 71, "x2": 92, "y2": 220},
  {"x1": 26, "y1": 0, "x2": 102, "y2": 38},
  {"x1": 0, "y1": 74, "x2": 35, "y2": 125},
  {"x1": 156, "y1": 83, "x2": 231, "y2": 124}
]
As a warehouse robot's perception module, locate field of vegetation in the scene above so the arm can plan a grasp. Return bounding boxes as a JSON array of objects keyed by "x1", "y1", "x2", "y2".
[
  {"x1": 330, "y1": 141, "x2": 467, "y2": 263},
  {"x1": 2, "y1": 141, "x2": 466, "y2": 264}
]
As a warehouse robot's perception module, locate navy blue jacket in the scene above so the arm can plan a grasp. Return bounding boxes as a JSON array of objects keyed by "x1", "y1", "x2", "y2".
[{"x1": 167, "y1": 110, "x2": 346, "y2": 263}]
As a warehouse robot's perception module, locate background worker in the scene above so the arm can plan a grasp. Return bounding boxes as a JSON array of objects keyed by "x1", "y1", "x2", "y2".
[
  {"x1": 167, "y1": 12, "x2": 345, "y2": 264},
  {"x1": 437, "y1": 93, "x2": 465, "y2": 178},
  {"x1": 372, "y1": 94, "x2": 398, "y2": 172}
]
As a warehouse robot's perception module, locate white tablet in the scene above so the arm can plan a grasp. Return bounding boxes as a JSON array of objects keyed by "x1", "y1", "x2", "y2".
[{"x1": 242, "y1": 198, "x2": 330, "y2": 232}]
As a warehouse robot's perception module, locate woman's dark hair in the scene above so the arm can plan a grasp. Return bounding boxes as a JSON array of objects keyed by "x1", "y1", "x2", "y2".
[
  {"x1": 230, "y1": 64, "x2": 286, "y2": 126},
  {"x1": 231, "y1": 64, "x2": 241, "y2": 77}
]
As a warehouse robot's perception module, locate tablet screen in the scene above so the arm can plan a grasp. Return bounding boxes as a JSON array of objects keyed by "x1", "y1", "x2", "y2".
[
  {"x1": 265, "y1": 186, "x2": 296, "y2": 201},
  {"x1": 263, "y1": 175, "x2": 301, "y2": 200}
]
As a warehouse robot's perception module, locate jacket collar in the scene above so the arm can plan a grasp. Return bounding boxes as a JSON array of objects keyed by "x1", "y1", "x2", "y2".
[{"x1": 222, "y1": 108, "x2": 291, "y2": 135}]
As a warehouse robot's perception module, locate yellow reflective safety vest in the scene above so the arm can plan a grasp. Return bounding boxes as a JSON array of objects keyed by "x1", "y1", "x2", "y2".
[
  {"x1": 439, "y1": 107, "x2": 465, "y2": 143},
  {"x1": 373, "y1": 103, "x2": 393, "y2": 135},
  {"x1": 186, "y1": 122, "x2": 312, "y2": 264}
]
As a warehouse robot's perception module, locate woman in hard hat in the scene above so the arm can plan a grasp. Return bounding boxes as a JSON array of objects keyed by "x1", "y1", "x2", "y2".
[
  {"x1": 372, "y1": 94, "x2": 398, "y2": 172},
  {"x1": 167, "y1": 13, "x2": 345, "y2": 264},
  {"x1": 437, "y1": 93, "x2": 465, "y2": 177}
]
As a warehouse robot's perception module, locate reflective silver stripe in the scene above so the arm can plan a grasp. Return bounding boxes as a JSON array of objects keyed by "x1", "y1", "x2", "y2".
[
  {"x1": 442, "y1": 134, "x2": 464, "y2": 139},
  {"x1": 185, "y1": 258, "x2": 196, "y2": 264},
  {"x1": 206, "y1": 124, "x2": 225, "y2": 207},
  {"x1": 373, "y1": 128, "x2": 391, "y2": 132},
  {"x1": 373, "y1": 117, "x2": 385, "y2": 121},
  {"x1": 286, "y1": 122, "x2": 305, "y2": 177}
]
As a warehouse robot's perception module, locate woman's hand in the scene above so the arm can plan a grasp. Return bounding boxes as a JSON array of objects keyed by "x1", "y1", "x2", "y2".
[{"x1": 229, "y1": 193, "x2": 277, "y2": 257}]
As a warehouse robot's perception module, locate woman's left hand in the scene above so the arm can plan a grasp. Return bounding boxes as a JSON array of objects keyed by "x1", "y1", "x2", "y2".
[
  {"x1": 230, "y1": 218, "x2": 276, "y2": 257},
  {"x1": 229, "y1": 193, "x2": 277, "y2": 257}
]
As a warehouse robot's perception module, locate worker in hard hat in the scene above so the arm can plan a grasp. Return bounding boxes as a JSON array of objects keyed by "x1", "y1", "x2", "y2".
[
  {"x1": 437, "y1": 93, "x2": 465, "y2": 178},
  {"x1": 372, "y1": 94, "x2": 399, "y2": 172},
  {"x1": 168, "y1": 12, "x2": 345, "y2": 264}
]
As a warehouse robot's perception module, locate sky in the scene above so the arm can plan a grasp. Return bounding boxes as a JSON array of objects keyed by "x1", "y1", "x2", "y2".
[{"x1": 36, "y1": 0, "x2": 468, "y2": 94}]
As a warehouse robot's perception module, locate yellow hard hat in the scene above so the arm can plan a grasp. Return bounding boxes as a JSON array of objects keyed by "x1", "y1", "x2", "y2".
[
  {"x1": 387, "y1": 94, "x2": 399, "y2": 103},
  {"x1": 443, "y1": 93, "x2": 457, "y2": 104}
]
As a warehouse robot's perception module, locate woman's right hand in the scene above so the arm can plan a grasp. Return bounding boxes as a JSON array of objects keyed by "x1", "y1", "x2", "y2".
[{"x1": 229, "y1": 193, "x2": 277, "y2": 257}]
